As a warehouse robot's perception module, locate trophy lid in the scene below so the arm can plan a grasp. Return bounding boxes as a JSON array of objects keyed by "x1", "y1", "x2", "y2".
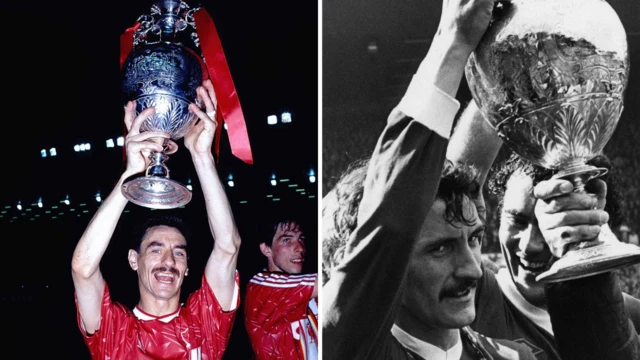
[{"x1": 132, "y1": 0, "x2": 202, "y2": 53}]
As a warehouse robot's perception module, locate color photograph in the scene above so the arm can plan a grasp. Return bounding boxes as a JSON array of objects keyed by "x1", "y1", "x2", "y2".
[{"x1": 1, "y1": 1, "x2": 317, "y2": 359}]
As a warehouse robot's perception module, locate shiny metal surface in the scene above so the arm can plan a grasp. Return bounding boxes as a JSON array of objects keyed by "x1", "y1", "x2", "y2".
[
  {"x1": 466, "y1": 0, "x2": 628, "y2": 175},
  {"x1": 122, "y1": 42, "x2": 203, "y2": 140},
  {"x1": 122, "y1": 177, "x2": 192, "y2": 209},
  {"x1": 465, "y1": 0, "x2": 640, "y2": 282},
  {"x1": 121, "y1": 0, "x2": 203, "y2": 209}
]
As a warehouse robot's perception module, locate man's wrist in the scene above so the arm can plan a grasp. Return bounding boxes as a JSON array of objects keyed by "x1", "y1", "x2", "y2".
[
  {"x1": 191, "y1": 150, "x2": 215, "y2": 163},
  {"x1": 119, "y1": 170, "x2": 138, "y2": 184},
  {"x1": 430, "y1": 33, "x2": 475, "y2": 66}
]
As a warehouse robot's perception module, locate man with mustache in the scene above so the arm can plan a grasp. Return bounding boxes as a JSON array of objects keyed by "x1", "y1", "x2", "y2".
[
  {"x1": 71, "y1": 80, "x2": 241, "y2": 359},
  {"x1": 323, "y1": 103, "x2": 640, "y2": 359},
  {"x1": 322, "y1": 0, "x2": 536, "y2": 358},
  {"x1": 244, "y1": 218, "x2": 319, "y2": 360}
]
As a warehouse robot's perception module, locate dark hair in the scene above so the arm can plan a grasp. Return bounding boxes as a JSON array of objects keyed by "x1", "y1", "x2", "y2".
[
  {"x1": 438, "y1": 160, "x2": 481, "y2": 227},
  {"x1": 130, "y1": 214, "x2": 191, "y2": 253},
  {"x1": 321, "y1": 158, "x2": 480, "y2": 283},
  {"x1": 487, "y1": 152, "x2": 624, "y2": 228},
  {"x1": 262, "y1": 218, "x2": 305, "y2": 247}
]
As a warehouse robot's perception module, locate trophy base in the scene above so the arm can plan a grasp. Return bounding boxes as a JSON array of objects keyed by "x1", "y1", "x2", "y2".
[
  {"x1": 122, "y1": 175, "x2": 192, "y2": 209},
  {"x1": 536, "y1": 242, "x2": 640, "y2": 283}
]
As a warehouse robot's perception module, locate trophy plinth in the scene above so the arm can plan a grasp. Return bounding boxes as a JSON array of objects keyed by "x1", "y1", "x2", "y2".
[
  {"x1": 538, "y1": 225, "x2": 640, "y2": 283},
  {"x1": 465, "y1": 0, "x2": 640, "y2": 282},
  {"x1": 121, "y1": 0, "x2": 205, "y2": 209},
  {"x1": 122, "y1": 177, "x2": 192, "y2": 209}
]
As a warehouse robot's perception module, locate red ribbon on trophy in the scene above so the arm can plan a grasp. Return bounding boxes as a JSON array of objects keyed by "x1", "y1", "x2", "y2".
[
  {"x1": 118, "y1": 8, "x2": 254, "y2": 165},
  {"x1": 119, "y1": 23, "x2": 139, "y2": 70},
  {"x1": 193, "y1": 8, "x2": 253, "y2": 164}
]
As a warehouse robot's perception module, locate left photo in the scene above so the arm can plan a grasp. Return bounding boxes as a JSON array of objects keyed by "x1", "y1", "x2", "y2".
[{"x1": 1, "y1": 1, "x2": 318, "y2": 359}]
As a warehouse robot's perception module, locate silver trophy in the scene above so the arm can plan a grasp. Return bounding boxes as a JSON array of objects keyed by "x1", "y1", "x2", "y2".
[
  {"x1": 465, "y1": 0, "x2": 640, "y2": 282},
  {"x1": 121, "y1": 0, "x2": 205, "y2": 209}
]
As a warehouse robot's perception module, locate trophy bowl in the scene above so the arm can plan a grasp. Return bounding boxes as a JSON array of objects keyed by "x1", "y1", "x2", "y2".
[
  {"x1": 465, "y1": 0, "x2": 640, "y2": 282},
  {"x1": 120, "y1": 0, "x2": 206, "y2": 209}
]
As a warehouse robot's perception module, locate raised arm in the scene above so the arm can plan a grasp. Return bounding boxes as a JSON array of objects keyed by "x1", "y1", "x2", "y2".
[
  {"x1": 184, "y1": 79, "x2": 240, "y2": 311},
  {"x1": 446, "y1": 101, "x2": 502, "y2": 190},
  {"x1": 322, "y1": 1, "x2": 496, "y2": 358},
  {"x1": 71, "y1": 104, "x2": 168, "y2": 334}
]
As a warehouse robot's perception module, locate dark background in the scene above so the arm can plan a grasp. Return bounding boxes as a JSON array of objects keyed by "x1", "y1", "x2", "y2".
[
  {"x1": 1, "y1": 0, "x2": 317, "y2": 358},
  {"x1": 322, "y1": 0, "x2": 640, "y2": 251}
]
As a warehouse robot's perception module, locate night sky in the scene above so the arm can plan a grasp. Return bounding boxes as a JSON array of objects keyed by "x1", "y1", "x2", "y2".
[{"x1": 1, "y1": 0, "x2": 318, "y2": 358}]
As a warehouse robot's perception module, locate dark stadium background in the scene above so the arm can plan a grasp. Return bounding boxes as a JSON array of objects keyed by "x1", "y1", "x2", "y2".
[{"x1": 1, "y1": 0, "x2": 317, "y2": 358}]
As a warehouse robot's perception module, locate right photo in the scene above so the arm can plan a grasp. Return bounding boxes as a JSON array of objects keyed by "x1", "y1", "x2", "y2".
[{"x1": 322, "y1": 0, "x2": 640, "y2": 359}]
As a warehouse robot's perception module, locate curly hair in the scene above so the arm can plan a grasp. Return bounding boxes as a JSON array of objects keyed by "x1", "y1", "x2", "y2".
[
  {"x1": 321, "y1": 158, "x2": 481, "y2": 283},
  {"x1": 322, "y1": 158, "x2": 369, "y2": 282},
  {"x1": 438, "y1": 160, "x2": 481, "y2": 227},
  {"x1": 487, "y1": 152, "x2": 625, "y2": 228}
]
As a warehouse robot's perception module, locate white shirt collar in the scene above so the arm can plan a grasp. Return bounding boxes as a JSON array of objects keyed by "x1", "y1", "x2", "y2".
[
  {"x1": 391, "y1": 324, "x2": 463, "y2": 360},
  {"x1": 133, "y1": 305, "x2": 181, "y2": 323},
  {"x1": 496, "y1": 268, "x2": 553, "y2": 335}
]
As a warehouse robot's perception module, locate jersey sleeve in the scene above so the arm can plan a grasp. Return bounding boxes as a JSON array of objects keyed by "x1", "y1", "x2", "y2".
[
  {"x1": 185, "y1": 272, "x2": 240, "y2": 358},
  {"x1": 244, "y1": 272, "x2": 317, "y2": 360},
  {"x1": 74, "y1": 282, "x2": 135, "y2": 359}
]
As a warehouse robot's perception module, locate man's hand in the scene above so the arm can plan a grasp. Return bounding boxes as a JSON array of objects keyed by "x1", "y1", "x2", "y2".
[
  {"x1": 438, "y1": 0, "x2": 498, "y2": 53},
  {"x1": 422, "y1": 0, "x2": 498, "y2": 96},
  {"x1": 123, "y1": 101, "x2": 170, "y2": 176},
  {"x1": 534, "y1": 178, "x2": 609, "y2": 258},
  {"x1": 184, "y1": 79, "x2": 219, "y2": 156}
]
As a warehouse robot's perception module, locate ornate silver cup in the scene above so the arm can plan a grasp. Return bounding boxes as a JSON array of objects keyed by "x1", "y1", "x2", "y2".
[
  {"x1": 121, "y1": 0, "x2": 205, "y2": 209},
  {"x1": 465, "y1": 0, "x2": 640, "y2": 282}
]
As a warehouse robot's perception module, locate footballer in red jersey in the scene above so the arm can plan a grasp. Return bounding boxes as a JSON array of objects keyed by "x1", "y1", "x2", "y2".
[
  {"x1": 76, "y1": 273, "x2": 239, "y2": 360},
  {"x1": 72, "y1": 80, "x2": 242, "y2": 360},
  {"x1": 245, "y1": 220, "x2": 319, "y2": 360}
]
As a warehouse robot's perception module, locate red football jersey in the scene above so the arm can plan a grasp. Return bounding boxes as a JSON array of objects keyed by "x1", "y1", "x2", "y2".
[
  {"x1": 244, "y1": 272, "x2": 318, "y2": 360},
  {"x1": 75, "y1": 273, "x2": 239, "y2": 360}
]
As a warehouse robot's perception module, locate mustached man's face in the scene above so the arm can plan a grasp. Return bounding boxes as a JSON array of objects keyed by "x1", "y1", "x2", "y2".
[
  {"x1": 401, "y1": 198, "x2": 484, "y2": 331},
  {"x1": 128, "y1": 225, "x2": 188, "y2": 303}
]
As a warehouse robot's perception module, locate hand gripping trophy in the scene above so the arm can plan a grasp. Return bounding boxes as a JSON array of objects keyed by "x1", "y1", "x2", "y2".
[
  {"x1": 465, "y1": 0, "x2": 640, "y2": 282},
  {"x1": 119, "y1": 0, "x2": 253, "y2": 209}
]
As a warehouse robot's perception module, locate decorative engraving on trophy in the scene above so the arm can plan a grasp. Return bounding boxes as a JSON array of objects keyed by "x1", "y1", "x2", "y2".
[
  {"x1": 466, "y1": 0, "x2": 640, "y2": 282},
  {"x1": 495, "y1": 96, "x2": 622, "y2": 170},
  {"x1": 133, "y1": 1, "x2": 201, "y2": 50},
  {"x1": 482, "y1": 33, "x2": 625, "y2": 117},
  {"x1": 125, "y1": 52, "x2": 186, "y2": 93},
  {"x1": 136, "y1": 95, "x2": 194, "y2": 140},
  {"x1": 576, "y1": 246, "x2": 605, "y2": 261},
  {"x1": 471, "y1": 31, "x2": 627, "y2": 171}
]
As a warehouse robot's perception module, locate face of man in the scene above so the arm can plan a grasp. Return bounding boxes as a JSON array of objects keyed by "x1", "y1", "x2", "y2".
[
  {"x1": 499, "y1": 171, "x2": 552, "y2": 307},
  {"x1": 262, "y1": 222, "x2": 306, "y2": 274},
  {"x1": 128, "y1": 225, "x2": 188, "y2": 302},
  {"x1": 402, "y1": 197, "x2": 484, "y2": 330}
]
